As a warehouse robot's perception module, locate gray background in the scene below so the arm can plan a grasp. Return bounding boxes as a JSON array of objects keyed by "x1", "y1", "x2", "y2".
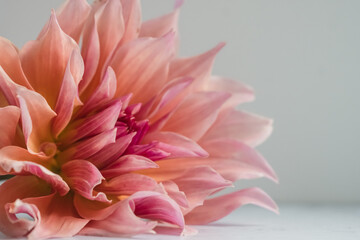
[{"x1": 0, "y1": 0, "x2": 359, "y2": 203}]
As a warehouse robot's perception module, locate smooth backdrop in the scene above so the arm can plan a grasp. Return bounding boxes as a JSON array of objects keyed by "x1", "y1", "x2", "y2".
[{"x1": 0, "y1": 0, "x2": 359, "y2": 203}]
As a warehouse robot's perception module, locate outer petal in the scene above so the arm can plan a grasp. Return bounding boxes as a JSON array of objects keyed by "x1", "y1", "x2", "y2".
[
  {"x1": 20, "y1": 11, "x2": 79, "y2": 108},
  {"x1": 56, "y1": 0, "x2": 91, "y2": 42},
  {"x1": 185, "y1": 188, "x2": 279, "y2": 225},
  {"x1": 0, "y1": 146, "x2": 70, "y2": 196},
  {"x1": 162, "y1": 92, "x2": 230, "y2": 141},
  {"x1": 62, "y1": 160, "x2": 110, "y2": 202},
  {"x1": 0, "y1": 37, "x2": 31, "y2": 89},
  {"x1": 0, "y1": 106, "x2": 20, "y2": 148},
  {"x1": 110, "y1": 33, "x2": 175, "y2": 104},
  {"x1": 119, "y1": 0, "x2": 142, "y2": 44},
  {"x1": 0, "y1": 176, "x2": 51, "y2": 238},
  {"x1": 201, "y1": 108, "x2": 273, "y2": 147}
]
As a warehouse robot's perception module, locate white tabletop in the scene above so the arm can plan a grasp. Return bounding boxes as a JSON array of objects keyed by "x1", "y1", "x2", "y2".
[{"x1": 0, "y1": 203, "x2": 359, "y2": 240}]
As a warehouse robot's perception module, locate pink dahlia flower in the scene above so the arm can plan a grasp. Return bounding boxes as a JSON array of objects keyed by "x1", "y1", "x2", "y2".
[{"x1": 0, "y1": 0, "x2": 278, "y2": 239}]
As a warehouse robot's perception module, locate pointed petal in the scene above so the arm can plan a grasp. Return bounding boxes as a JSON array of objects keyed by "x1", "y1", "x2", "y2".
[
  {"x1": 169, "y1": 43, "x2": 225, "y2": 89},
  {"x1": 0, "y1": 37, "x2": 31, "y2": 89},
  {"x1": 62, "y1": 160, "x2": 109, "y2": 202},
  {"x1": 143, "y1": 131, "x2": 208, "y2": 159},
  {"x1": 162, "y1": 92, "x2": 230, "y2": 141},
  {"x1": 101, "y1": 154, "x2": 158, "y2": 178},
  {"x1": 110, "y1": 33, "x2": 175, "y2": 104},
  {"x1": 0, "y1": 176, "x2": 51, "y2": 238},
  {"x1": 0, "y1": 106, "x2": 20, "y2": 148},
  {"x1": 52, "y1": 50, "x2": 84, "y2": 138},
  {"x1": 173, "y1": 166, "x2": 232, "y2": 211},
  {"x1": 201, "y1": 108, "x2": 273, "y2": 147},
  {"x1": 0, "y1": 146, "x2": 70, "y2": 196},
  {"x1": 20, "y1": 11, "x2": 79, "y2": 107},
  {"x1": 79, "y1": 197, "x2": 156, "y2": 236},
  {"x1": 56, "y1": 0, "x2": 91, "y2": 42},
  {"x1": 185, "y1": 188, "x2": 279, "y2": 225},
  {"x1": 119, "y1": 0, "x2": 142, "y2": 44},
  {"x1": 205, "y1": 76, "x2": 255, "y2": 107}
]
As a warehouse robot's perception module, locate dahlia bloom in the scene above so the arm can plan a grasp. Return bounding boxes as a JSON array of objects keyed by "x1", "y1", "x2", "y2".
[{"x1": 0, "y1": 0, "x2": 278, "y2": 239}]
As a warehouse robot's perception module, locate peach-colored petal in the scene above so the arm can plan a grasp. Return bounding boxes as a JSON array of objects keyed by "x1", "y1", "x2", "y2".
[
  {"x1": 0, "y1": 66, "x2": 21, "y2": 106},
  {"x1": 52, "y1": 50, "x2": 84, "y2": 138},
  {"x1": 80, "y1": 0, "x2": 125, "y2": 100},
  {"x1": 160, "y1": 181, "x2": 188, "y2": 208},
  {"x1": 101, "y1": 154, "x2": 158, "y2": 178},
  {"x1": 96, "y1": 173, "x2": 158, "y2": 195},
  {"x1": 62, "y1": 160, "x2": 110, "y2": 203},
  {"x1": 0, "y1": 176, "x2": 51, "y2": 238},
  {"x1": 161, "y1": 92, "x2": 230, "y2": 141},
  {"x1": 56, "y1": 0, "x2": 91, "y2": 42},
  {"x1": 201, "y1": 108, "x2": 273, "y2": 147},
  {"x1": 185, "y1": 188, "x2": 279, "y2": 225},
  {"x1": 110, "y1": 32, "x2": 175, "y2": 104},
  {"x1": 0, "y1": 146, "x2": 70, "y2": 196},
  {"x1": 0, "y1": 106, "x2": 20, "y2": 148},
  {"x1": 20, "y1": 11, "x2": 79, "y2": 108},
  {"x1": 173, "y1": 166, "x2": 232, "y2": 212},
  {"x1": 205, "y1": 76, "x2": 255, "y2": 108},
  {"x1": 0, "y1": 37, "x2": 31, "y2": 89},
  {"x1": 143, "y1": 131, "x2": 208, "y2": 159},
  {"x1": 79, "y1": 197, "x2": 156, "y2": 236},
  {"x1": 119, "y1": 0, "x2": 142, "y2": 44}
]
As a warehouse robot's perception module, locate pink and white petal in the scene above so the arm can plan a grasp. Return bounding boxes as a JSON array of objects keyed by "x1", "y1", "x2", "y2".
[
  {"x1": 0, "y1": 176, "x2": 51, "y2": 238},
  {"x1": 173, "y1": 166, "x2": 232, "y2": 211},
  {"x1": 52, "y1": 50, "x2": 84, "y2": 138},
  {"x1": 62, "y1": 160, "x2": 109, "y2": 202},
  {"x1": 0, "y1": 146, "x2": 69, "y2": 196},
  {"x1": 143, "y1": 131, "x2": 208, "y2": 159},
  {"x1": 56, "y1": 0, "x2": 91, "y2": 42},
  {"x1": 162, "y1": 92, "x2": 230, "y2": 141},
  {"x1": 110, "y1": 33, "x2": 175, "y2": 104},
  {"x1": 0, "y1": 37, "x2": 31, "y2": 89},
  {"x1": 79, "y1": 198, "x2": 156, "y2": 236},
  {"x1": 201, "y1": 109, "x2": 273, "y2": 147},
  {"x1": 119, "y1": 0, "x2": 142, "y2": 44},
  {"x1": 17, "y1": 89, "x2": 56, "y2": 154},
  {"x1": 101, "y1": 154, "x2": 158, "y2": 178},
  {"x1": 25, "y1": 193, "x2": 89, "y2": 239},
  {"x1": 20, "y1": 11, "x2": 79, "y2": 108},
  {"x1": 160, "y1": 181, "x2": 188, "y2": 208},
  {"x1": 169, "y1": 43, "x2": 225, "y2": 90},
  {"x1": 96, "y1": 173, "x2": 158, "y2": 195},
  {"x1": 204, "y1": 76, "x2": 255, "y2": 107},
  {"x1": 0, "y1": 106, "x2": 20, "y2": 148},
  {"x1": 185, "y1": 188, "x2": 279, "y2": 225}
]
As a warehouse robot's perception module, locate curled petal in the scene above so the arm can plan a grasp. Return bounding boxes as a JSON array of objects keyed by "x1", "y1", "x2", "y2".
[
  {"x1": 201, "y1": 108, "x2": 273, "y2": 147},
  {"x1": 0, "y1": 146, "x2": 70, "y2": 196},
  {"x1": 56, "y1": 0, "x2": 91, "y2": 42},
  {"x1": 162, "y1": 92, "x2": 230, "y2": 141},
  {"x1": 0, "y1": 66, "x2": 22, "y2": 106},
  {"x1": 185, "y1": 188, "x2": 279, "y2": 225},
  {"x1": 62, "y1": 160, "x2": 110, "y2": 202},
  {"x1": 160, "y1": 181, "x2": 188, "y2": 208},
  {"x1": 0, "y1": 106, "x2": 21, "y2": 148},
  {"x1": 20, "y1": 10, "x2": 79, "y2": 107},
  {"x1": 101, "y1": 154, "x2": 158, "y2": 178},
  {"x1": 143, "y1": 131, "x2": 208, "y2": 159}
]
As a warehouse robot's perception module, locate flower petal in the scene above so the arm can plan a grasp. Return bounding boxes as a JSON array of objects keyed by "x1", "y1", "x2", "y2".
[
  {"x1": 0, "y1": 37, "x2": 31, "y2": 89},
  {"x1": 119, "y1": 0, "x2": 141, "y2": 44},
  {"x1": 101, "y1": 154, "x2": 158, "y2": 178},
  {"x1": 201, "y1": 108, "x2": 273, "y2": 147},
  {"x1": 185, "y1": 188, "x2": 279, "y2": 225},
  {"x1": 56, "y1": 0, "x2": 91, "y2": 42},
  {"x1": 20, "y1": 10, "x2": 79, "y2": 108},
  {"x1": 143, "y1": 131, "x2": 208, "y2": 159},
  {"x1": 0, "y1": 106, "x2": 21, "y2": 148},
  {"x1": 0, "y1": 146, "x2": 70, "y2": 196},
  {"x1": 110, "y1": 32, "x2": 175, "y2": 104},
  {"x1": 62, "y1": 160, "x2": 110, "y2": 203},
  {"x1": 162, "y1": 92, "x2": 230, "y2": 141}
]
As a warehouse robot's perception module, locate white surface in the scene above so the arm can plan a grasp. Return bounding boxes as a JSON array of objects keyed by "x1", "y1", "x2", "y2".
[
  {"x1": 0, "y1": 0, "x2": 359, "y2": 204},
  {"x1": 0, "y1": 204, "x2": 359, "y2": 240}
]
